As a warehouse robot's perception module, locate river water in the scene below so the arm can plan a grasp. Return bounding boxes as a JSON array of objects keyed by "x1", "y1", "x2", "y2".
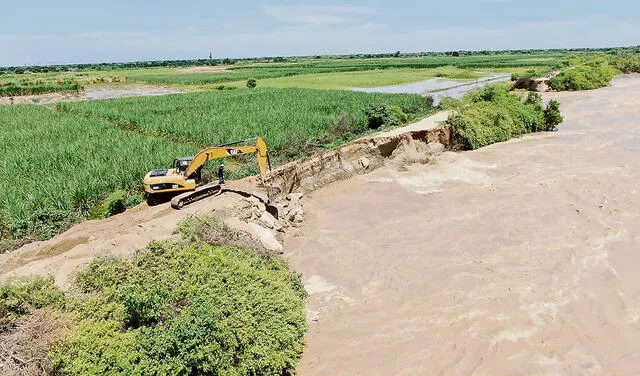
[{"x1": 290, "y1": 75, "x2": 640, "y2": 375}]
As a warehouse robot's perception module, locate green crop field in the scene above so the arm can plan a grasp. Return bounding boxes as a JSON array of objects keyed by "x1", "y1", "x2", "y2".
[
  {"x1": 0, "y1": 106, "x2": 195, "y2": 244},
  {"x1": 221, "y1": 66, "x2": 485, "y2": 90},
  {"x1": 126, "y1": 54, "x2": 560, "y2": 86},
  {"x1": 1, "y1": 88, "x2": 431, "y2": 246},
  {"x1": 57, "y1": 88, "x2": 432, "y2": 153}
]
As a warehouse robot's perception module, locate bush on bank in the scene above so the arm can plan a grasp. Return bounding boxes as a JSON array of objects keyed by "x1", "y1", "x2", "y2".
[
  {"x1": 549, "y1": 65, "x2": 617, "y2": 91},
  {"x1": 0, "y1": 216, "x2": 308, "y2": 376},
  {"x1": 446, "y1": 84, "x2": 562, "y2": 149}
]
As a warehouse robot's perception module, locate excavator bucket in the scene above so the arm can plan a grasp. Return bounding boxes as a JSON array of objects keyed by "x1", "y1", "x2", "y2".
[{"x1": 265, "y1": 185, "x2": 281, "y2": 201}]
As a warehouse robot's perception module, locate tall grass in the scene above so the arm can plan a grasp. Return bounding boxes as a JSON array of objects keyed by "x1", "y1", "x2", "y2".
[
  {"x1": 57, "y1": 88, "x2": 431, "y2": 154},
  {"x1": 0, "y1": 82, "x2": 83, "y2": 97},
  {"x1": 0, "y1": 106, "x2": 195, "y2": 240}
]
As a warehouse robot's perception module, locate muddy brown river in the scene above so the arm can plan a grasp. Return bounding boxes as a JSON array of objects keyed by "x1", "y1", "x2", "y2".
[{"x1": 286, "y1": 75, "x2": 640, "y2": 375}]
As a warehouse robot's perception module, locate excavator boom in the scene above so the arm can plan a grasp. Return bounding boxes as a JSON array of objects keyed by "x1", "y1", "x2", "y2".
[{"x1": 183, "y1": 137, "x2": 270, "y2": 185}]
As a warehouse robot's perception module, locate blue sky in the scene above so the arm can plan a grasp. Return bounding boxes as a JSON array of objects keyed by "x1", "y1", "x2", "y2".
[{"x1": 1, "y1": 0, "x2": 638, "y2": 66}]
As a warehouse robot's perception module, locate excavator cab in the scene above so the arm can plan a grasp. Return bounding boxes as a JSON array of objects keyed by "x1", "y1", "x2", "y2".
[{"x1": 174, "y1": 157, "x2": 193, "y2": 174}]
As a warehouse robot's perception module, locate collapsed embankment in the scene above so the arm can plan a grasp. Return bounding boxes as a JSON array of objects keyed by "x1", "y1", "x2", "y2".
[{"x1": 269, "y1": 126, "x2": 455, "y2": 196}]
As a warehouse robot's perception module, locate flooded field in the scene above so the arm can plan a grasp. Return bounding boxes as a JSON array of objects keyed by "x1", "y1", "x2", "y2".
[
  {"x1": 0, "y1": 85, "x2": 187, "y2": 105},
  {"x1": 353, "y1": 73, "x2": 511, "y2": 104}
]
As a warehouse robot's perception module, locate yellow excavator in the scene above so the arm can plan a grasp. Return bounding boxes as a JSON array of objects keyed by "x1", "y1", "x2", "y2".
[{"x1": 143, "y1": 137, "x2": 277, "y2": 209}]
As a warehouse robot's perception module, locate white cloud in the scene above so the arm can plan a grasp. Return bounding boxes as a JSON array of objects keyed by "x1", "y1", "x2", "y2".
[{"x1": 264, "y1": 5, "x2": 379, "y2": 25}]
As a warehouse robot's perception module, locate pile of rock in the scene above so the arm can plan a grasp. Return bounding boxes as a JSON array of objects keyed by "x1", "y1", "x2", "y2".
[
  {"x1": 233, "y1": 193, "x2": 305, "y2": 252},
  {"x1": 391, "y1": 135, "x2": 445, "y2": 166}
]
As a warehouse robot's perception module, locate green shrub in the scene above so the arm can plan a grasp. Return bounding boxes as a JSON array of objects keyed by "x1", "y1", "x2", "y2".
[
  {"x1": 52, "y1": 237, "x2": 307, "y2": 375},
  {"x1": 8, "y1": 208, "x2": 76, "y2": 240},
  {"x1": 0, "y1": 276, "x2": 65, "y2": 319},
  {"x1": 446, "y1": 84, "x2": 557, "y2": 149},
  {"x1": 75, "y1": 256, "x2": 133, "y2": 293},
  {"x1": 246, "y1": 78, "x2": 258, "y2": 88},
  {"x1": 363, "y1": 105, "x2": 409, "y2": 129},
  {"x1": 614, "y1": 56, "x2": 640, "y2": 73},
  {"x1": 544, "y1": 99, "x2": 564, "y2": 130},
  {"x1": 424, "y1": 95, "x2": 435, "y2": 108},
  {"x1": 549, "y1": 65, "x2": 617, "y2": 91},
  {"x1": 124, "y1": 194, "x2": 143, "y2": 209},
  {"x1": 388, "y1": 105, "x2": 408, "y2": 126},
  {"x1": 363, "y1": 105, "x2": 390, "y2": 129},
  {"x1": 88, "y1": 190, "x2": 129, "y2": 219}
]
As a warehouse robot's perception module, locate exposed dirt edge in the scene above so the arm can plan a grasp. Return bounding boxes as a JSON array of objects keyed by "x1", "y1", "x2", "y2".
[{"x1": 269, "y1": 126, "x2": 454, "y2": 196}]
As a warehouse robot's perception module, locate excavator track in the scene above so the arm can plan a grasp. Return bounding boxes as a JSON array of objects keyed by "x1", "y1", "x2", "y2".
[{"x1": 170, "y1": 183, "x2": 222, "y2": 209}]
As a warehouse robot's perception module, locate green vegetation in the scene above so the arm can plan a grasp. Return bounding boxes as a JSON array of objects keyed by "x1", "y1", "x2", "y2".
[
  {"x1": 0, "y1": 276, "x2": 65, "y2": 319},
  {"x1": 549, "y1": 65, "x2": 618, "y2": 91},
  {"x1": 613, "y1": 55, "x2": 640, "y2": 73},
  {"x1": 57, "y1": 88, "x2": 434, "y2": 159},
  {"x1": 246, "y1": 78, "x2": 258, "y2": 88},
  {"x1": 126, "y1": 55, "x2": 557, "y2": 86},
  {"x1": 55, "y1": 240, "x2": 307, "y2": 375},
  {"x1": 228, "y1": 66, "x2": 485, "y2": 90},
  {"x1": 3, "y1": 47, "x2": 636, "y2": 77},
  {"x1": 0, "y1": 105, "x2": 195, "y2": 246},
  {"x1": 0, "y1": 216, "x2": 307, "y2": 376},
  {"x1": 0, "y1": 81, "x2": 83, "y2": 97},
  {"x1": 446, "y1": 85, "x2": 562, "y2": 149}
]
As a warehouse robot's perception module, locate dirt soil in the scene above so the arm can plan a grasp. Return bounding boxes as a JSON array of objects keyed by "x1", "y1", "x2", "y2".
[
  {"x1": 0, "y1": 180, "x2": 268, "y2": 288},
  {"x1": 285, "y1": 75, "x2": 640, "y2": 375}
]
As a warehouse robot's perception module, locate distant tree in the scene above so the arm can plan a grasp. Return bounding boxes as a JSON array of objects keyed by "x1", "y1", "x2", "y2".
[
  {"x1": 222, "y1": 58, "x2": 235, "y2": 65},
  {"x1": 393, "y1": 51, "x2": 400, "y2": 57},
  {"x1": 452, "y1": 51, "x2": 460, "y2": 57},
  {"x1": 246, "y1": 78, "x2": 257, "y2": 88},
  {"x1": 209, "y1": 52, "x2": 212, "y2": 59},
  {"x1": 14, "y1": 68, "x2": 25, "y2": 74}
]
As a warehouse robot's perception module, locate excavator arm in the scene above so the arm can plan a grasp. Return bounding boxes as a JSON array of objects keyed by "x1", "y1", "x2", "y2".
[{"x1": 183, "y1": 136, "x2": 271, "y2": 185}]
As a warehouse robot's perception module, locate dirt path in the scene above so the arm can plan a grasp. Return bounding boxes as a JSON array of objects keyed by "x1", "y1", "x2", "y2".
[
  {"x1": 285, "y1": 75, "x2": 640, "y2": 375},
  {"x1": 0, "y1": 180, "x2": 266, "y2": 288}
]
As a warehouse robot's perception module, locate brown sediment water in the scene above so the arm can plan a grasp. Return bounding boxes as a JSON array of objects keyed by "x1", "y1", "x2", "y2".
[{"x1": 287, "y1": 74, "x2": 640, "y2": 375}]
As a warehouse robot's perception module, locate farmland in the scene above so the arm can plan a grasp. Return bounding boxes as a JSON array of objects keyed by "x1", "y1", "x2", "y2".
[
  {"x1": 0, "y1": 106, "x2": 195, "y2": 246},
  {"x1": 0, "y1": 53, "x2": 564, "y2": 92},
  {"x1": 125, "y1": 54, "x2": 560, "y2": 86},
  {"x1": 1, "y1": 89, "x2": 432, "y2": 247},
  {"x1": 57, "y1": 88, "x2": 433, "y2": 155}
]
